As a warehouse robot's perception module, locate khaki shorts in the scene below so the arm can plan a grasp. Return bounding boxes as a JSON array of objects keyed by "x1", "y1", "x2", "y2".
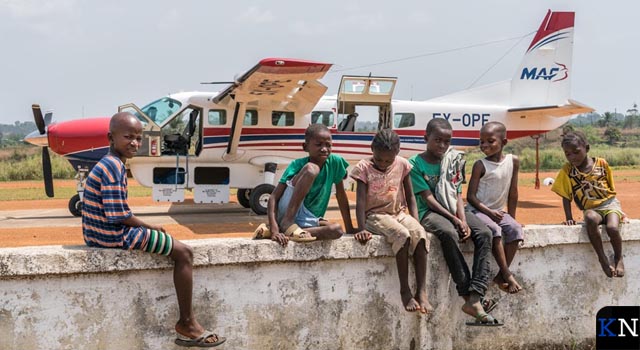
[{"x1": 365, "y1": 212, "x2": 430, "y2": 255}]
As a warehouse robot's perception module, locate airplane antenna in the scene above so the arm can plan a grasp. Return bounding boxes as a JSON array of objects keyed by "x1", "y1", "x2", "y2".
[
  {"x1": 466, "y1": 31, "x2": 535, "y2": 89},
  {"x1": 329, "y1": 32, "x2": 535, "y2": 73}
]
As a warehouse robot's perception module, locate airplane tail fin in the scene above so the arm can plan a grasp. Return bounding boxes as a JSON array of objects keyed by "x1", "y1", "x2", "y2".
[{"x1": 510, "y1": 10, "x2": 575, "y2": 107}]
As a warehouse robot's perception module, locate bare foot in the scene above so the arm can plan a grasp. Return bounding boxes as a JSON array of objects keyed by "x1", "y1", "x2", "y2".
[
  {"x1": 614, "y1": 257, "x2": 625, "y2": 277},
  {"x1": 493, "y1": 274, "x2": 510, "y2": 293},
  {"x1": 503, "y1": 274, "x2": 523, "y2": 294},
  {"x1": 461, "y1": 299, "x2": 484, "y2": 319},
  {"x1": 598, "y1": 258, "x2": 615, "y2": 278},
  {"x1": 415, "y1": 291, "x2": 434, "y2": 315},
  {"x1": 401, "y1": 291, "x2": 421, "y2": 312}
]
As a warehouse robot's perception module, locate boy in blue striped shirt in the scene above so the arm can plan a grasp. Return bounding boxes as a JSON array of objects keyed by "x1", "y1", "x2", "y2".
[{"x1": 82, "y1": 112, "x2": 225, "y2": 347}]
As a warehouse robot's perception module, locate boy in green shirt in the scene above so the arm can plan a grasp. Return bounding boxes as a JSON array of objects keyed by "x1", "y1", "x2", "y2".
[{"x1": 256, "y1": 124, "x2": 355, "y2": 246}]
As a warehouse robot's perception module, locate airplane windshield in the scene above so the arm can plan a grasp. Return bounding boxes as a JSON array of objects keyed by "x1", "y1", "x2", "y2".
[{"x1": 140, "y1": 97, "x2": 182, "y2": 125}]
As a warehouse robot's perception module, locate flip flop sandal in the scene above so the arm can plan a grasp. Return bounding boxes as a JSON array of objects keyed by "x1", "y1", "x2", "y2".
[
  {"x1": 175, "y1": 330, "x2": 226, "y2": 347},
  {"x1": 481, "y1": 297, "x2": 499, "y2": 313},
  {"x1": 284, "y1": 223, "x2": 316, "y2": 242},
  {"x1": 465, "y1": 312, "x2": 504, "y2": 327},
  {"x1": 252, "y1": 223, "x2": 270, "y2": 239}
]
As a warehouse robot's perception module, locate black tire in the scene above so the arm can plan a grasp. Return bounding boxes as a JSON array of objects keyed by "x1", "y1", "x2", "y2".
[
  {"x1": 68, "y1": 194, "x2": 82, "y2": 217},
  {"x1": 237, "y1": 188, "x2": 251, "y2": 208},
  {"x1": 249, "y1": 183, "x2": 275, "y2": 215}
]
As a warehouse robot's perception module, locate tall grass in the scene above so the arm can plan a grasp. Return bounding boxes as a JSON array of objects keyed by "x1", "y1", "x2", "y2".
[
  {"x1": 0, "y1": 147, "x2": 75, "y2": 181},
  {"x1": 465, "y1": 145, "x2": 640, "y2": 172}
]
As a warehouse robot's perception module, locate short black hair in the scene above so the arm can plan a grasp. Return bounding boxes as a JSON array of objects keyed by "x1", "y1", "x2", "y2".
[
  {"x1": 305, "y1": 123, "x2": 330, "y2": 142},
  {"x1": 481, "y1": 121, "x2": 507, "y2": 139},
  {"x1": 426, "y1": 118, "x2": 452, "y2": 135},
  {"x1": 561, "y1": 130, "x2": 588, "y2": 148},
  {"x1": 372, "y1": 129, "x2": 400, "y2": 152}
]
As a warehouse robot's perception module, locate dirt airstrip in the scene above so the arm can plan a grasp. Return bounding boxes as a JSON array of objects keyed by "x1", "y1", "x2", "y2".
[{"x1": 0, "y1": 170, "x2": 638, "y2": 248}]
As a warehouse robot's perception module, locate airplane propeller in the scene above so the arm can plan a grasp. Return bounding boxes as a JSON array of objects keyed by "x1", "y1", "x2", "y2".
[{"x1": 31, "y1": 104, "x2": 54, "y2": 198}]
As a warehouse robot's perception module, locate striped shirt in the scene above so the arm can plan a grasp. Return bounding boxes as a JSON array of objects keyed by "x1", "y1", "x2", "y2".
[{"x1": 82, "y1": 155, "x2": 147, "y2": 250}]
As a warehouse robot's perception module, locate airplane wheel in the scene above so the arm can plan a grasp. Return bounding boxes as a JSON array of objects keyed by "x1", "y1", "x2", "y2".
[
  {"x1": 249, "y1": 184, "x2": 275, "y2": 215},
  {"x1": 68, "y1": 194, "x2": 82, "y2": 217},
  {"x1": 237, "y1": 188, "x2": 251, "y2": 208}
]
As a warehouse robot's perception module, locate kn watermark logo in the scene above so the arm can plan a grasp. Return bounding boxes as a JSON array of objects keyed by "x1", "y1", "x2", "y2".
[{"x1": 596, "y1": 306, "x2": 639, "y2": 350}]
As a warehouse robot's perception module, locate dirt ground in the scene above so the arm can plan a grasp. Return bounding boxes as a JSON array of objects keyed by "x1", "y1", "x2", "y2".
[{"x1": 1, "y1": 170, "x2": 638, "y2": 248}]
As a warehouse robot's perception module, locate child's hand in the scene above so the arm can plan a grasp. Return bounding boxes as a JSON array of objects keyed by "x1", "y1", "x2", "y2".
[
  {"x1": 354, "y1": 230, "x2": 372, "y2": 244},
  {"x1": 563, "y1": 219, "x2": 577, "y2": 225},
  {"x1": 452, "y1": 217, "x2": 471, "y2": 242},
  {"x1": 488, "y1": 210, "x2": 504, "y2": 223},
  {"x1": 148, "y1": 224, "x2": 166, "y2": 233},
  {"x1": 271, "y1": 232, "x2": 289, "y2": 247}
]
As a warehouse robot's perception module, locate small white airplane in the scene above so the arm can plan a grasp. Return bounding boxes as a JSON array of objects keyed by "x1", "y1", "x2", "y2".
[{"x1": 25, "y1": 10, "x2": 592, "y2": 216}]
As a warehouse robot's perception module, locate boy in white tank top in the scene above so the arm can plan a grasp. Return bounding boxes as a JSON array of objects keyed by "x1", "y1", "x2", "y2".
[{"x1": 467, "y1": 122, "x2": 524, "y2": 294}]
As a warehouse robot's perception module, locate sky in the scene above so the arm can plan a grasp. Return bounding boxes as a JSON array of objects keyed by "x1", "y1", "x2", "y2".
[{"x1": 0, "y1": 0, "x2": 638, "y2": 125}]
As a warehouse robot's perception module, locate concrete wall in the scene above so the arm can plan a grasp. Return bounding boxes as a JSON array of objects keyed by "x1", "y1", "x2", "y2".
[{"x1": 1, "y1": 221, "x2": 638, "y2": 350}]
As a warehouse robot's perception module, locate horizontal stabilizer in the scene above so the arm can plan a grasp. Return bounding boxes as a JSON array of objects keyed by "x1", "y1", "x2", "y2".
[{"x1": 507, "y1": 99, "x2": 593, "y2": 118}]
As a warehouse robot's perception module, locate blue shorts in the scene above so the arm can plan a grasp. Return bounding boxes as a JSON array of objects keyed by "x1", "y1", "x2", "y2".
[{"x1": 277, "y1": 181, "x2": 320, "y2": 229}]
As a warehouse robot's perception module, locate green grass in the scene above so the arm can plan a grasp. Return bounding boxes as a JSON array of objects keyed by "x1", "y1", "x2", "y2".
[{"x1": 0, "y1": 185, "x2": 152, "y2": 201}]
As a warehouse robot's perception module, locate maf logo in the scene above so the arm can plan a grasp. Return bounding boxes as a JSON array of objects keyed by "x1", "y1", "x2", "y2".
[
  {"x1": 520, "y1": 62, "x2": 568, "y2": 82},
  {"x1": 596, "y1": 306, "x2": 640, "y2": 350}
]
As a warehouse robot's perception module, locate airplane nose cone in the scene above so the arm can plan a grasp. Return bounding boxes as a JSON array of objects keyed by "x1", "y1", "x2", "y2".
[{"x1": 24, "y1": 130, "x2": 49, "y2": 147}]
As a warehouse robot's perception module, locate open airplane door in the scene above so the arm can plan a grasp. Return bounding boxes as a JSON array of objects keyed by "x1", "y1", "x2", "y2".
[{"x1": 336, "y1": 76, "x2": 397, "y2": 132}]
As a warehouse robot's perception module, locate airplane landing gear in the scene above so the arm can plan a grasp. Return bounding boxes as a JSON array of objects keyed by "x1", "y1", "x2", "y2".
[
  {"x1": 68, "y1": 194, "x2": 82, "y2": 217},
  {"x1": 249, "y1": 183, "x2": 274, "y2": 215},
  {"x1": 237, "y1": 188, "x2": 251, "y2": 208},
  {"x1": 246, "y1": 162, "x2": 277, "y2": 215},
  {"x1": 68, "y1": 169, "x2": 88, "y2": 217}
]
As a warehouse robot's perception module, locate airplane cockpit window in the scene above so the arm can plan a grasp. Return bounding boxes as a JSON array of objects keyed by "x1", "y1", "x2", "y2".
[
  {"x1": 161, "y1": 107, "x2": 201, "y2": 156},
  {"x1": 208, "y1": 110, "x2": 227, "y2": 125},
  {"x1": 141, "y1": 97, "x2": 182, "y2": 125},
  {"x1": 393, "y1": 113, "x2": 415, "y2": 128},
  {"x1": 272, "y1": 111, "x2": 294, "y2": 126},
  {"x1": 311, "y1": 111, "x2": 334, "y2": 126},
  {"x1": 243, "y1": 110, "x2": 258, "y2": 126}
]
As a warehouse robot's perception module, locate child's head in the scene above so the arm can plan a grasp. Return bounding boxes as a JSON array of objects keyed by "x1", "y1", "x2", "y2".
[
  {"x1": 479, "y1": 122, "x2": 507, "y2": 157},
  {"x1": 560, "y1": 130, "x2": 590, "y2": 167},
  {"x1": 371, "y1": 129, "x2": 400, "y2": 171},
  {"x1": 303, "y1": 123, "x2": 332, "y2": 163},
  {"x1": 108, "y1": 112, "x2": 143, "y2": 160},
  {"x1": 424, "y1": 118, "x2": 452, "y2": 159}
]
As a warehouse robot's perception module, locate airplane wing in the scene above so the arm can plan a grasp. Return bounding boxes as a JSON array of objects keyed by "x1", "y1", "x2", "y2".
[
  {"x1": 213, "y1": 58, "x2": 332, "y2": 158},
  {"x1": 507, "y1": 99, "x2": 593, "y2": 118},
  {"x1": 213, "y1": 58, "x2": 332, "y2": 116}
]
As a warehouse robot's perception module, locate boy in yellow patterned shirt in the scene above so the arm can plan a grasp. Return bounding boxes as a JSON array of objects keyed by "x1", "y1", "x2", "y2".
[{"x1": 552, "y1": 131, "x2": 625, "y2": 278}]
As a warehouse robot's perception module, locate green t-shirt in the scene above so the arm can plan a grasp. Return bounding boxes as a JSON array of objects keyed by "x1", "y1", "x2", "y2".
[
  {"x1": 409, "y1": 154, "x2": 462, "y2": 220},
  {"x1": 279, "y1": 154, "x2": 349, "y2": 217}
]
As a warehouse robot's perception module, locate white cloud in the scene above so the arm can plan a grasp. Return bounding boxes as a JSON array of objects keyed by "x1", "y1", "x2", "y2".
[
  {"x1": 236, "y1": 6, "x2": 275, "y2": 24},
  {"x1": 1, "y1": 0, "x2": 77, "y2": 18}
]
